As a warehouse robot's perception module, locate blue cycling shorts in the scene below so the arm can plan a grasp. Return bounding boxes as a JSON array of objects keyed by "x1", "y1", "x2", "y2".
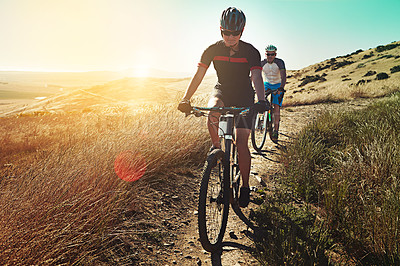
[{"x1": 264, "y1": 82, "x2": 283, "y2": 107}]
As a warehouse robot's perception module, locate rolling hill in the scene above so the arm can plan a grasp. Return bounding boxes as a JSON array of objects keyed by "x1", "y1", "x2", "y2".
[
  {"x1": 284, "y1": 40, "x2": 400, "y2": 105},
  {"x1": 1, "y1": 40, "x2": 399, "y2": 116}
]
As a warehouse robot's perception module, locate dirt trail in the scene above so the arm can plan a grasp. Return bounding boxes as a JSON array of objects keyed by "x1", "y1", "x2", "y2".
[{"x1": 159, "y1": 99, "x2": 373, "y2": 266}]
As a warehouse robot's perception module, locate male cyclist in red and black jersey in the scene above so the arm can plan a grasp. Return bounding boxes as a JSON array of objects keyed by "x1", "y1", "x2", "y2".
[
  {"x1": 178, "y1": 7, "x2": 269, "y2": 208},
  {"x1": 261, "y1": 44, "x2": 287, "y2": 142}
]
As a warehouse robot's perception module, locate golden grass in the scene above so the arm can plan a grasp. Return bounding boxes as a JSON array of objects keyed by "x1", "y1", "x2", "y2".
[
  {"x1": 0, "y1": 103, "x2": 210, "y2": 264},
  {"x1": 284, "y1": 73, "x2": 400, "y2": 106}
]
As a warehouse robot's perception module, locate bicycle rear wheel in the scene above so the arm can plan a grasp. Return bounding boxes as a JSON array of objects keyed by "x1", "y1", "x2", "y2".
[
  {"x1": 251, "y1": 111, "x2": 268, "y2": 152},
  {"x1": 198, "y1": 149, "x2": 230, "y2": 252}
]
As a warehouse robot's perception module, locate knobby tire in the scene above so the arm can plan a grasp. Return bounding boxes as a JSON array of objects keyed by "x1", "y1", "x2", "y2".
[
  {"x1": 251, "y1": 111, "x2": 268, "y2": 152},
  {"x1": 198, "y1": 149, "x2": 230, "y2": 252},
  {"x1": 267, "y1": 108, "x2": 275, "y2": 141}
]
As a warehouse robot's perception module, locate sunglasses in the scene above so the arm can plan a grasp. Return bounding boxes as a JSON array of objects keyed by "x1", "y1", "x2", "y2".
[
  {"x1": 221, "y1": 30, "x2": 241, "y2": 36},
  {"x1": 266, "y1": 53, "x2": 276, "y2": 56}
]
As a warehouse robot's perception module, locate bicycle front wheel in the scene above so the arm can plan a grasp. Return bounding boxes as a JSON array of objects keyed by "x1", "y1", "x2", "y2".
[
  {"x1": 251, "y1": 111, "x2": 268, "y2": 152},
  {"x1": 198, "y1": 149, "x2": 230, "y2": 252},
  {"x1": 267, "y1": 108, "x2": 276, "y2": 140}
]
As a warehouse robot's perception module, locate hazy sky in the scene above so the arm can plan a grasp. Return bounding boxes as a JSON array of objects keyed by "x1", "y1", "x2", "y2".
[{"x1": 0, "y1": 0, "x2": 399, "y2": 75}]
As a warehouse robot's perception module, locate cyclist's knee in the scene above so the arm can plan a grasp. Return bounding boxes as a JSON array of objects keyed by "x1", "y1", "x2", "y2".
[{"x1": 207, "y1": 113, "x2": 220, "y2": 122}]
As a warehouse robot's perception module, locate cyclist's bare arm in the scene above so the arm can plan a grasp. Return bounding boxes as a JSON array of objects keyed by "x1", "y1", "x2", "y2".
[
  {"x1": 182, "y1": 65, "x2": 208, "y2": 101},
  {"x1": 250, "y1": 68, "x2": 266, "y2": 102},
  {"x1": 280, "y1": 69, "x2": 287, "y2": 89}
]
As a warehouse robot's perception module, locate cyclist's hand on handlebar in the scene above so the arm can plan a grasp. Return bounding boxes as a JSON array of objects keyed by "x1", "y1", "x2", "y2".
[
  {"x1": 254, "y1": 100, "x2": 270, "y2": 113},
  {"x1": 178, "y1": 99, "x2": 192, "y2": 113}
]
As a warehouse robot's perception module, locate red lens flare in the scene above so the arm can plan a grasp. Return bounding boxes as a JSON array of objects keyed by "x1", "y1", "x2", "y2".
[{"x1": 114, "y1": 150, "x2": 147, "y2": 182}]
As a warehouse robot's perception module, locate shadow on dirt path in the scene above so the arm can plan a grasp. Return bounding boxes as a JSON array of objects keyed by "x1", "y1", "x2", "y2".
[
  {"x1": 209, "y1": 203, "x2": 268, "y2": 265},
  {"x1": 167, "y1": 127, "x2": 294, "y2": 265},
  {"x1": 166, "y1": 100, "x2": 374, "y2": 265}
]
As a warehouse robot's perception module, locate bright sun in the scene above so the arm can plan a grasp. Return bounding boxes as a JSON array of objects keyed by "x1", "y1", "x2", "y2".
[{"x1": 131, "y1": 65, "x2": 150, "y2": 77}]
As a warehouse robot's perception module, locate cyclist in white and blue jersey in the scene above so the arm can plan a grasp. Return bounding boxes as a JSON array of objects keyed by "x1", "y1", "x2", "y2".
[{"x1": 261, "y1": 44, "x2": 287, "y2": 142}]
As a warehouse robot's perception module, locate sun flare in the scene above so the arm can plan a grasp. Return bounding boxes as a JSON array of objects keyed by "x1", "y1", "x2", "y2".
[{"x1": 131, "y1": 65, "x2": 150, "y2": 77}]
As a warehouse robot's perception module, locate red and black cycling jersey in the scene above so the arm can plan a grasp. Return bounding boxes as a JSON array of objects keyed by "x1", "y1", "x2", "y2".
[{"x1": 199, "y1": 40, "x2": 262, "y2": 107}]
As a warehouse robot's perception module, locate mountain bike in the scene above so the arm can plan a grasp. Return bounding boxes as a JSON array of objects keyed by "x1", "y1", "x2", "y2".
[
  {"x1": 187, "y1": 106, "x2": 252, "y2": 252},
  {"x1": 251, "y1": 89, "x2": 283, "y2": 151}
]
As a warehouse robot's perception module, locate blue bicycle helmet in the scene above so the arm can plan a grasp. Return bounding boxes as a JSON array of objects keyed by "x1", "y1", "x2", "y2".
[{"x1": 220, "y1": 7, "x2": 246, "y2": 31}]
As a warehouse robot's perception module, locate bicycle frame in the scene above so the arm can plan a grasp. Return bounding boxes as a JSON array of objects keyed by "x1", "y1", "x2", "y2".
[
  {"x1": 190, "y1": 106, "x2": 251, "y2": 252},
  {"x1": 265, "y1": 87, "x2": 285, "y2": 117},
  {"x1": 192, "y1": 106, "x2": 249, "y2": 194},
  {"x1": 265, "y1": 89, "x2": 277, "y2": 115},
  {"x1": 217, "y1": 113, "x2": 240, "y2": 196}
]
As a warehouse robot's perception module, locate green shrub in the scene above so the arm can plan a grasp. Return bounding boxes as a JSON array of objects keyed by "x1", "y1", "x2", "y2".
[
  {"x1": 363, "y1": 52, "x2": 374, "y2": 59},
  {"x1": 376, "y1": 42, "x2": 400, "y2": 52},
  {"x1": 316, "y1": 58, "x2": 354, "y2": 72},
  {"x1": 390, "y1": 65, "x2": 400, "y2": 73},
  {"x1": 332, "y1": 60, "x2": 353, "y2": 70},
  {"x1": 356, "y1": 79, "x2": 366, "y2": 86},
  {"x1": 315, "y1": 64, "x2": 330, "y2": 72},
  {"x1": 378, "y1": 54, "x2": 394, "y2": 59},
  {"x1": 298, "y1": 75, "x2": 327, "y2": 87},
  {"x1": 364, "y1": 70, "x2": 376, "y2": 77},
  {"x1": 357, "y1": 63, "x2": 366, "y2": 68},
  {"x1": 376, "y1": 72, "x2": 389, "y2": 80}
]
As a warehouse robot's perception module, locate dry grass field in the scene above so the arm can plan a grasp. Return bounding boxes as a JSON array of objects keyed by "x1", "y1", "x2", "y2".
[
  {"x1": 0, "y1": 103, "x2": 211, "y2": 264},
  {"x1": 284, "y1": 41, "x2": 400, "y2": 105},
  {"x1": 0, "y1": 70, "x2": 219, "y2": 264}
]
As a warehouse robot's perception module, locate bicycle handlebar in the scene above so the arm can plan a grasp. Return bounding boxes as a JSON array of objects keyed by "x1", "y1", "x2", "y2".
[{"x1": 188, "y1": 106, "x2": 251, "y2": 117}]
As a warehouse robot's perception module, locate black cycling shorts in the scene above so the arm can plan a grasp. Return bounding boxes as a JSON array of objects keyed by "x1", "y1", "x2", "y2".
[
  {"x1": 212, "y1": 88, "x2": 254, "y2": 129},
  {"x1": 234, "y1": 112, "x2": 253, "y2": 129}
]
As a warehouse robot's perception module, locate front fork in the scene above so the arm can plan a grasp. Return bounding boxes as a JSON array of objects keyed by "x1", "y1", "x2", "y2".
[{"x1": 218, "y1": 114, "x2": 240, "y2": 203}]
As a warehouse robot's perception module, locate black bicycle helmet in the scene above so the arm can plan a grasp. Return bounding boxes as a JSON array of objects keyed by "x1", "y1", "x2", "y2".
[{"x1": 220, "y1": 7, "x2": 246, "y2": 32}]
